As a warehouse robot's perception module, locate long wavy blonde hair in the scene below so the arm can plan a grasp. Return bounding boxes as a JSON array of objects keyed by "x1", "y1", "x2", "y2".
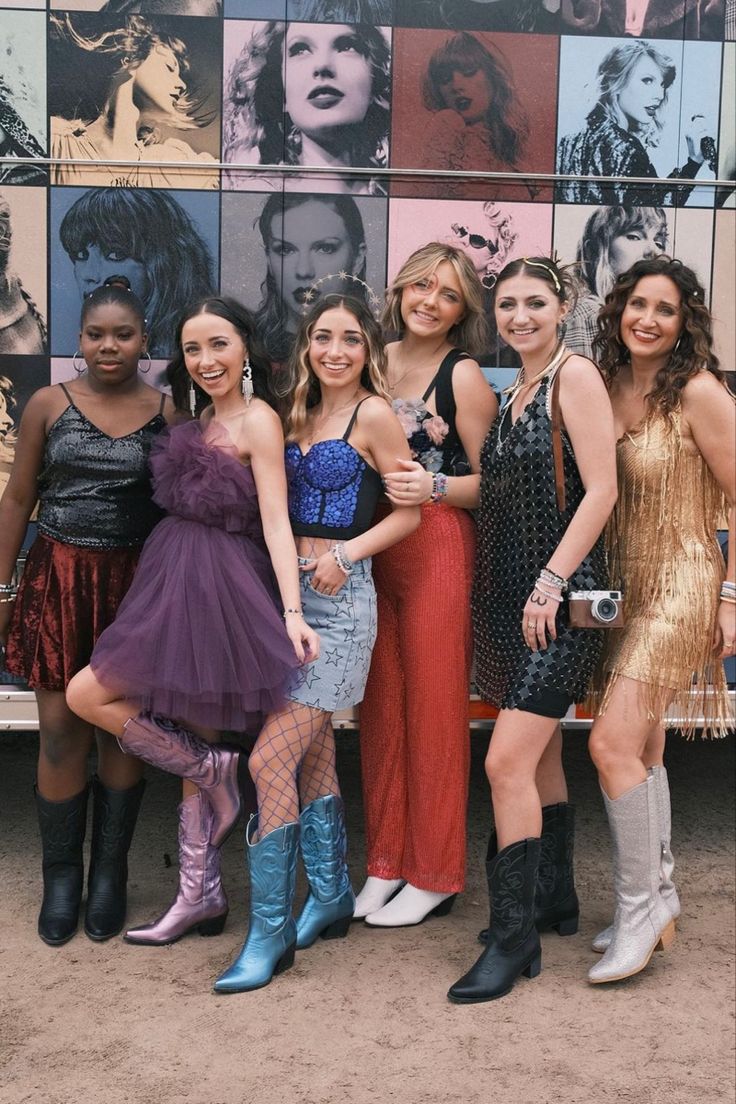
[
  {"x1": 280, "y1": 295, "x2": 390, "y2": 443},
  {"x1": 382, "y1": 242, "x2": 490, "y2": 357}
]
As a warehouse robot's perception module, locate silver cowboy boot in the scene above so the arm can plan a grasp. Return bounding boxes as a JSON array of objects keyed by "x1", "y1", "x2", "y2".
[
  {"x1": 588, "y1": 775, "x2": 675, "y2": 984},
  {"x1": 591, "y1": 764, "x2": 680, "y2": 953}
]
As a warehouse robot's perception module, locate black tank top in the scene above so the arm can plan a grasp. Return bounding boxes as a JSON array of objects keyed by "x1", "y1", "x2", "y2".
[
  {"x1": 37, "y1": 384, "x2": 167, "y2": 549},
  {"x1": 398, "y1": 348, "x2": 471, "y2": 477}
]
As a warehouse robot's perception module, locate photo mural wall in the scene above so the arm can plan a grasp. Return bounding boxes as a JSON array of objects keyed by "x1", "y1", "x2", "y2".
[{"x1": 1, "y1": 0, "x2": 735, "y2": 482}]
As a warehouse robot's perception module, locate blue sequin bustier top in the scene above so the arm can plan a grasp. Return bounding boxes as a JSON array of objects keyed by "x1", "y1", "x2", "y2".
[{"x1": 285, "y1": 399, "x2": 383, "y2": 540}]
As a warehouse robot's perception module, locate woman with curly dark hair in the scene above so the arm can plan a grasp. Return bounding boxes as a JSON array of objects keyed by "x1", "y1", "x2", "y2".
[
  {"x1": 223, "y1": 21, "x2": 390, "y2": 196},
  {"x1": 587, "y1": 256, "x2": 735, "y2": 986}
]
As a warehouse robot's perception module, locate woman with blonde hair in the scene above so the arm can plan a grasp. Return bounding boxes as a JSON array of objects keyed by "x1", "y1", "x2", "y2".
[
  {"x1": 356, "y1": 242, "x2": 498, "y2": 927},
  {"x1": 49, "y1": 13, "x2": 217, "y2": 189}
]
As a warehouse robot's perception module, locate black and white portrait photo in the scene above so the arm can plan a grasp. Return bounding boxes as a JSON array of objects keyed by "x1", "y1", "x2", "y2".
[
  {"x1": 222, "y1": 20, "x2": 391, "y2": 195},
  {"x1": 220, "y1": 189, "x2": 388, "y2": 363},
  {"x1": 0, "y1": 11, "x2": 46, "y2": 186},
  {"x1": 395, "y1": 0, "x2": 561, "y2": 32},
  {"x1": 48, "y1": 12, "x2": 222, "y2": 189},
  {"x1": 556, "y1": 36, "x2": 722, "y2": 206},
  {"x1": 560, "y1": 0, "x2": 724, "y2": 40}
]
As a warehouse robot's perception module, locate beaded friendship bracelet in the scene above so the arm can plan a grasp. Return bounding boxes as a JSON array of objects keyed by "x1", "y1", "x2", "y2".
[
  {"x1": 283, "y1": 608, "x2": 302, "y2": 618},
  {"x1": 430, "y1": 472, "x2": 449, "y2": 503},
  {"x1": 332, "y1": 542, "x2": 354, "y2": 576}
]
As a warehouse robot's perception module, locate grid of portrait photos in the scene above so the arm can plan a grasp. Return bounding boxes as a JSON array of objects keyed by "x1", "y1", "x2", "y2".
[{"x1": 0, "y1": 0, "x2": 734, "y2": 462}]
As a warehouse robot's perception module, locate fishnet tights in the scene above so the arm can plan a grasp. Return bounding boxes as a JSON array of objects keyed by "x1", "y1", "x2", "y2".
[{"x1": 249, "y1": 704, "x2": 339, "y2": 837}]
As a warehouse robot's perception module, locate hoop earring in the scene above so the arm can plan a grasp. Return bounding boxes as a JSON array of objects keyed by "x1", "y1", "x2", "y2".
[
  {"x1": 242, "y1": 357, "x2": 254, "y2": 404},
  {"x1": 189, "y1": 382, "x2": 197, "y2": 418},
  {"x1": 73, "y1": 350, "x2": 86, "y2": 375},
  {"x1": 139, "y1": 351, "x2": 152, "y2": 375}
]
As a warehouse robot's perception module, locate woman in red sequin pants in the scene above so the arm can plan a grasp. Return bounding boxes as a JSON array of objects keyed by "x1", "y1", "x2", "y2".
[{"x1": 357, "y1": 243, "x2": 497, "y2": 926}]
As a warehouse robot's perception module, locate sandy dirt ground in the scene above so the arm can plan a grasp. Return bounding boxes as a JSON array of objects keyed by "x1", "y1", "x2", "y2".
[{"x1": 0, "y1": 727, "x2": 733, "y2": 1104}]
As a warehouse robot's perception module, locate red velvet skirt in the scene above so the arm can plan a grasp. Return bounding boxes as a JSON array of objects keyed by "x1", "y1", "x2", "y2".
[{"x1": 5, "y1": 533, "x2": 141, "y2": 692}]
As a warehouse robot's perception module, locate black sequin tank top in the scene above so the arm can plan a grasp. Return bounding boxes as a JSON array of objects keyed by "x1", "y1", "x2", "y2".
[
  {"x1": 472, "y1": 372, "x2": 608, "y2": 711},
  {"x1": 37, "y1": 385, "x2": 167, "y2": 550}
]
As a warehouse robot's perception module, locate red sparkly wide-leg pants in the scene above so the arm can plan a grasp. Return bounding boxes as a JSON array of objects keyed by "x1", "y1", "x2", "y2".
[{"x1": 359, "y1": 502, "x2": 474, "y2": 893}]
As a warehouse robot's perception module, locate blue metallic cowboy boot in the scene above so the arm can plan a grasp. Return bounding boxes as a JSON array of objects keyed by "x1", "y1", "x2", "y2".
[
  {"x1": 295, "y1": 795, "x2": 355, "y2": 950},
  {"x1": 213, "y1": 815, "x2": 298, "y2": 994}
]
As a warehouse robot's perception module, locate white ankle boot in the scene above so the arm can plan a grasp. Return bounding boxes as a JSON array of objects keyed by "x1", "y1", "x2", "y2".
[
  {"x1": 353, "y1": 876, "x2": 404, "y2": 920},
  {"x1": 364, "y1": 883, "x2": 456, "y2": 927}
]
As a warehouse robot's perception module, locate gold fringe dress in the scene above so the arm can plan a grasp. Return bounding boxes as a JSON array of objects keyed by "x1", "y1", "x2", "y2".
[{"x1": 596, "y1": 409, "x2": 733, "y2": 738}]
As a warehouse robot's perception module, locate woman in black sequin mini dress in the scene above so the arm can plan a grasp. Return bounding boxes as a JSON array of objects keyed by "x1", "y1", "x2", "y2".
[{"x1": 448, "y1": 257, "x2": 617, "y2": 1004}]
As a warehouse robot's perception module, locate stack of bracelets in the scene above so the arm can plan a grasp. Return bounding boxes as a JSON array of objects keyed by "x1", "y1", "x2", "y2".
[
  {"x1": 721, "y1": 581, "x2": 736, "y2": 605},
  {"x1": 534, "y1": 566, "x2": 568, "y2": 603},
  {"x1": 332, "y1": 542, "x2": 354, "y2": 576},
  {"x1": 0, "y1": 583, "x2": 17, "y2": 605},
  {"x1": 430, "y1": 472, "x2": 448, "y2": 503}
]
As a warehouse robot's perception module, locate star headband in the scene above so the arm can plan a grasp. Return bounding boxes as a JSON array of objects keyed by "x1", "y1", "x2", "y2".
[{"x1": 300, "y1": 272, "x2": 383, "y2": 315}]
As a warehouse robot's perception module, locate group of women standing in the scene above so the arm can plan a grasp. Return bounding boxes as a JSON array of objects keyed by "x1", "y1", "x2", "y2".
[{"x1": 0, "y1": 232, "x2": 733, "y2": 1003}]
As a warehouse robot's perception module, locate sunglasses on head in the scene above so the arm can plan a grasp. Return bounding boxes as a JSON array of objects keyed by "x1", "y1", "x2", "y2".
[{"x1": 451, "y1": 223, "x2": 499, "y2": 256}]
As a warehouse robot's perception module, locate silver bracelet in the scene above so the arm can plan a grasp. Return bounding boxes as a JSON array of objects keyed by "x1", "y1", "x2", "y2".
[{"x1": 332, "y1": 542, "x2": 354, "y2": 576}]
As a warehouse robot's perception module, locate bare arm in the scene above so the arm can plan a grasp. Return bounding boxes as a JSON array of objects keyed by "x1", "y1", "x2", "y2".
[
  {"x1": 0, "y1": 391, "x2": 52, "y2": 640},
  {"x1": 682, "y1": 373, "x2": 736, "y2": 657},
  {"x1": 383, "y1": 359, "x2": 498, "y2": 510},
  {"x1": 238, "y1": 402, "x2": 319, "y2": 664},
  {"x1": 524, "y1": 357, "x2": 618, "y2": 650}
]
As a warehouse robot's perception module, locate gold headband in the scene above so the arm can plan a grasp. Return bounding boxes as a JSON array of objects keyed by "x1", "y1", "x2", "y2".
[{"x1": 522, "y1": 258, "x2": 561, "y2": 294}]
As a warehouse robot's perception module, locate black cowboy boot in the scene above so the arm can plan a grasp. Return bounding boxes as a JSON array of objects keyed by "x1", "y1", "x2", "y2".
[
  {"x1": 36, "y1": 785, "x2": 89, "y2": 946},
  {"x1": 85, "y1": 775, "x2": 146, "y2": 941},
  {"x1": 448, "y1": 837, "x2": 541, "y2": 1004},
  {"x1": 477, "y1": 803, "x2": 579, "y2": 943}
]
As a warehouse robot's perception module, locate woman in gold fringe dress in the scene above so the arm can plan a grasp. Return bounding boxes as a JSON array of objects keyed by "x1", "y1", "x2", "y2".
[{"x1": 587, "y1": 256, "x2": 735, "y2": 985}]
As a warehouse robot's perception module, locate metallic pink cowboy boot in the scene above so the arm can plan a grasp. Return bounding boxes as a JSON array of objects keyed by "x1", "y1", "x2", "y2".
[
  {"x1": 125, "y1": 792, "x2": 228, "y2": 945},
  {"x1": 120, "y1": 713, "x2": 241, "y2": 847}
]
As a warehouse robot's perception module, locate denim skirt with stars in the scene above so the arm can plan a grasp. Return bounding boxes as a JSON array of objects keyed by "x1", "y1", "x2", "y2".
[{"x1": 288, "y1": 557, "x2": 377, "y2": 712}]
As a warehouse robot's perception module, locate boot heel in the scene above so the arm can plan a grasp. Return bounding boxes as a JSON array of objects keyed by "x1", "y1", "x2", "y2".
[
  {"x1": 431, "y1": 893, "x2": 457, "y2": 918},
  {"x1": 523, "y1": 951, "x2": 542, "y2": 979},
  {"x1": 197, "y1": 914, "x2": 227, "y2": 937},
  {"x1": 553, "y1": 915, "x2": 579, "y2": 937},
  {"x1": 320, "y1": 914, "x2": 352, "y2": 940},
  {"x1": 655, "y1": 920, "x2": 676, "y2": 951},
  {"x1": 274, "y1": 942, "x2": 296, "y2": 975}
]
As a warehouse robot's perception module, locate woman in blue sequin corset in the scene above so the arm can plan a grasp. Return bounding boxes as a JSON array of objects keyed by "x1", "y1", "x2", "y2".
[{"x1": 213, "y1": 294, "x2": 420, "y2": 994}]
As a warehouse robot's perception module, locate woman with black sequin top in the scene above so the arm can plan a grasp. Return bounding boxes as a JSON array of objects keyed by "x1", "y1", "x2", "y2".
[
  {"x1": 447, "y1": 257, "x2": 617, "y2": 1004},
  {"x1": 0, "y1": 280, "x2": 175, "y2": 948}
]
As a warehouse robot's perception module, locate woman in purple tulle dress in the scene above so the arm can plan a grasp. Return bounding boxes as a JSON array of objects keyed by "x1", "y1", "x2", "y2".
[{"x1": 67, "y1": 297, "x2": 319, "y2": 947}]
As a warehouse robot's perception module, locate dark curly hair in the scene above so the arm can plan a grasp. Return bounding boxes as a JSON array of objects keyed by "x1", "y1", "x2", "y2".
[
  {"x1": 594, "y1": 256, "x2": 724, "y2": 416},
  {"x1": 166, "y1": 297, "x2": 276, "y2": 417}
]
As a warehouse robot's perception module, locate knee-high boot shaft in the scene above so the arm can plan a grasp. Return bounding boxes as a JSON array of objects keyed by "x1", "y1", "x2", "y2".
[
  {"x1": 36, "y1": 785, "x2": 89, "y2": 946},
  {"x1": 588, "y1": 776, "x2": 675, "y2": 984},
  {"x1": 213, "y1": 816, "x2": 299, "y2": 994},
  {"x1": 295, "y1": 795, "x2": 354, "y2": 949},
  {"x1": 591, "y1": 765, "x2": 680, "y2": 954},
  {"x1": 478, "y1": 802, "x2": 579, "y2": 944},
  {"x1": 85, "y1": 775, "x2": 146, "y2": 941},
  {"x1": 125, "y1": 792, "x2": 228, "y2": 946},
  {"x1": 448, "y1": 837, "x2": 542, "y2": 1004},
  {"x1": 120, "y1": 713, "x2": 241, "y2": 848}
]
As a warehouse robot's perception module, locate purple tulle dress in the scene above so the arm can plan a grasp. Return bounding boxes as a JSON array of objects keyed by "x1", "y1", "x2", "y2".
[{"x1": 90, "y1": 419, "x2": 297, "y2": 730}]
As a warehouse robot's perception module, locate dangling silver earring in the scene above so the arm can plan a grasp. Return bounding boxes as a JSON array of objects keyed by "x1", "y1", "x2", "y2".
[
  {"x1": 73, "y1": 350, "x2": 85, "y2": 375},
  {"x1": 139, "y1": 351, "x2": 152, "y2": 375},
  {"x1": 189, "y1": 381, "x2": 197, "y2": 417},
  {"x1": 673, "y1": 335, "x2": 683, "y2": 354},
  {"x1": 242, "y1": 357, "x2": 253, "y2": 404}
]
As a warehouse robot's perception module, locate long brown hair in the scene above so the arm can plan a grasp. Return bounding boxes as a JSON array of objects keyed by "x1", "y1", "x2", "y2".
[
  {"x1": 594, "y1": 256, "x2": 725, "y2": 415},
  {"x1": 280, "y1": 295, "x2": 390, "y2": 443}
]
